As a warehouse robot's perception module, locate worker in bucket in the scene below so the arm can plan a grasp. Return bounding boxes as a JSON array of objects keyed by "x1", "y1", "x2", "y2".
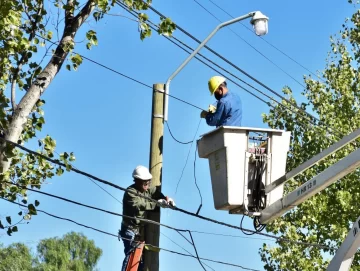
[
  {"x1": 200, "y1": 76, "x2": 242, "y2": 127},
  {"x1": 119, "y1": 165, "x2": 175, "y2": 271}
]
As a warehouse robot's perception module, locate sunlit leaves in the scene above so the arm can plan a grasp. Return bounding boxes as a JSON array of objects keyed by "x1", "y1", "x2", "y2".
[{"x1": 260, "y1": 3, "x2": 360, "y2": 270}]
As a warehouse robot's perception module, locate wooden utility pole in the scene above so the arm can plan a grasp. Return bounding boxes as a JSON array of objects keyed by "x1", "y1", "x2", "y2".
[{"x1": 144, "y1": 83, "x2": 164, "y2": 271}]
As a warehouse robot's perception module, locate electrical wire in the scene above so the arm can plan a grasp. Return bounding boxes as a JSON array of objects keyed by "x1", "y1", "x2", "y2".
[
  {"x1": 166, "y1": 121, "x2": 193, "y2": 145},
  {"x1": 119, "y1": 2, "x2": 357, "y2": 154},
  {"x1": 192, "y1": 0, "x2": 306, "y2": 88},
  {"x1": 175, "y1": 119, "x2": 202, "y2": 194},
  {"x1": 4, "y1": 181, "x2": 207, "y2": 270},
  {"x1": 205, "y1": 0, "x2": 325, "y2": 83},
  {"x1": 161, "y1": 231, "x2": 215, "y2": 271},
  {"x1": 3, "y1": 181, "x2": 188, "y2": 233},
  {"x1": 35, "y1": 34, "x2": 205, "y2": 113},
  {"x1": 117, "y1": 2, "x2": 348, "y2": 151},
  {"x1": 0, "y1": 136, "x2": 335, "y2": 250},
  {"x1": 117, "y1": 1, "x2": 271, "y2": 107},
  {"x1": 1, "y1": 198, "x2": 261, "y2": 271},
  {"x1": 191, "y1": 230, "x2": 274, "y2": 242},
  {"x1": 8, "y1": 5, "x2": 341, "y2": 260},
  {"x1": 143, "y1": 2, "x2": 348, "y2": 140},
  {"x1": 193, "y1": 143, "x2": 203, "y2": 214},
  {"x1": 188, "y1": 230, "x2": 207, "y2": 271},
  {"x1": 49, "y1": 145, "x2": 124, "y2": 206}
]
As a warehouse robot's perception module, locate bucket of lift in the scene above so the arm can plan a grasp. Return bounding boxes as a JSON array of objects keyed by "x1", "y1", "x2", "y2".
[{"x1": 197, "y1": 126, "x2": 290, "y2": 215}]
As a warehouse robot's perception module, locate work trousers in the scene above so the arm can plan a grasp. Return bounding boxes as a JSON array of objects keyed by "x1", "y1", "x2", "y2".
[{"x1": 119, "y1": 227, "x2": 144, "y2": 271}]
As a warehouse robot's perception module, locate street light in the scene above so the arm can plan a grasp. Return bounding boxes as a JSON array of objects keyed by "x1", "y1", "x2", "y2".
[
  {"x1": 250, "y1": 11, "x2": 269, "y2": 36},
  {"x1": 164, "y1": 11, "x2": 269, "y2": 121}
]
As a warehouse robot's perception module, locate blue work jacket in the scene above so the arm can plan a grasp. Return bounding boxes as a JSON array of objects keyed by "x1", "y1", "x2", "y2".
[{"x1": 205, "y1": 91, "x2": 242, "y2": 127}]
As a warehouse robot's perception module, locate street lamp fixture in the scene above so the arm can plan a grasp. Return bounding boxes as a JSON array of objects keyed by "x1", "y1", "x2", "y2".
[
  {"x1": 164, "y1": 11, "x2": 269, "y2": 121},
  {"x1": 250, "y1": 11, "x2": 269, "y2": 36}
]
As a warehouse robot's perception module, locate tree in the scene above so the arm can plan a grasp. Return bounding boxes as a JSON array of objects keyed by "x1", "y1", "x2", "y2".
[
  {"x1": 0, "y1": 0, "x2": 175, "y2": 232},
  {"x1": 0, "y1": 243, "x2": 33, "y2": 271},
  {"x1": 35, "y1": 232, "x2": 102, "y2": 271},
  {"x1": 0, "y1": 232, "x2": 102, "y2": 271},
  {"x1": 260, "y1": 2, "x2": 360, "y2": 270}
]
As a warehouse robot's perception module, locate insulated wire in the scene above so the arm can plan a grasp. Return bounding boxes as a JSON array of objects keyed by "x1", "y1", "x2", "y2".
[
  {"x1": 118, "y1": 2, "x2": 346, "y2": 146},
  {"x1": 1, "y1": 198, "x2": 261, "y2": 271},
  {"x1": 175, "y1": 119, "x2": 202, "y2": 194},
  {"x1": 205, "y1": 0, "x2": 326, "y2": 82},
  {"x1": 143, "y1": 2, "x2": 348, "y2": 141},
  {"x1": 193, "y1": 0, "x2": 306, "y2": 88},
  {"x1": 0, "y1": 136, "x2": 335, "y2": 250}
]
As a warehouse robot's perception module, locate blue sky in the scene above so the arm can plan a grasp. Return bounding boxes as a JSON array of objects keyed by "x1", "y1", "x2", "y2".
[{"x1": 0, "y1": 0, "x2": 357, "y2": 270}]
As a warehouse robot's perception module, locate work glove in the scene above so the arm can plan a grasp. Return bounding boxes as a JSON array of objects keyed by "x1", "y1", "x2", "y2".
[
  {"x1": 200, "y1": 110, "x2": 208, "y2": 118},
  {"x1": 157, "y1": 199, "x2": 169, "y2": 208},
  {"x1": 208, "y1": 104, "x2": 217, "y2": 113},
  {"x1": 166, "y1": 197, "x2": 176, "y2": 207}
]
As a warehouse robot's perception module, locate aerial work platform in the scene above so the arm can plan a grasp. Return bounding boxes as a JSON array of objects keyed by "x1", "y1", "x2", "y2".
[{"x1": 197, "y1": 126, "x2": 290, "y2": 214}]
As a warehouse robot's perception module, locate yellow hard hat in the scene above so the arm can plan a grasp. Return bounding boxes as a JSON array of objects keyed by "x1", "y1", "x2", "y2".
[{"x1": 208, "y1": 76, "x2": 226, "y2": 95}]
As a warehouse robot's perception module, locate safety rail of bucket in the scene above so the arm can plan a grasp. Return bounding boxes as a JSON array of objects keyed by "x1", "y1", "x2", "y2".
[{"x1": 197, "y1": 126, "x2": 290, "y2": 215}]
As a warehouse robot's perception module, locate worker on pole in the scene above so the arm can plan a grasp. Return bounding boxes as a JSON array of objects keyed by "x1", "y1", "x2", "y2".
[
  {"x1": 200, "y1": 76, "x2": 242, "y2": 127},
  {"x1": 119, "y1": 165, "x2": 175, "y2": 271}
]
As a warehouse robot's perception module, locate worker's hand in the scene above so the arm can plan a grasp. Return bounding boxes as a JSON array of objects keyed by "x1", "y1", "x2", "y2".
[
  {"x1": 200, "y1": 110, "x2": 208, "y2": 118},
  {"x1": 157, "y1": 199, "x2": 169, "y2": 208},
  {"x1": 208, "y1": 104, "x2": 217, "y2": 113},
  {"x1": 166, "y1": 197, "x2": 176, "y2": 207}
]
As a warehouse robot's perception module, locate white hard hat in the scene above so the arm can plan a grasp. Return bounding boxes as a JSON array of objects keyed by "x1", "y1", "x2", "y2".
[{"x1": 132, "y1": 165, "x2": 152, "y2": 180}]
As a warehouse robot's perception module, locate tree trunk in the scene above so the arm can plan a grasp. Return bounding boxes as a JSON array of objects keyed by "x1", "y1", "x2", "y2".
[{"x1": 0, "y1": 0, "x2": 95, "y2": 176}]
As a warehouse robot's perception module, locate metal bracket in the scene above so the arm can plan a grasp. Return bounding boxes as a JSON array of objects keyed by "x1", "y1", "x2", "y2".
[{"x1": 153, "y1": 114, "x2": 164, "y2": 119}]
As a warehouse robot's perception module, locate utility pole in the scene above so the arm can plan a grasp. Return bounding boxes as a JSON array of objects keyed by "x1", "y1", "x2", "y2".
[{"x1": 144, "y1": 83, "x2": 164, "y2": 271}]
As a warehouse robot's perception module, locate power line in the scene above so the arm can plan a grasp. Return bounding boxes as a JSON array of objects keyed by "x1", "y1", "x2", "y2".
[
  {"x1": 2, "y1": 198, "x2": 119, "y2": 238},
  {"x1": 35, "y1": 34, "x2": 205, "y2": 112},
  {"x1": 0, "y1": 136, "x2": 335, "y2": 250},
  {"x1": 175, "y1": 119, "x2": 202, "y2": 194},
  {"x1": 4, "y1": 181, "x2": 187, "y2": 233},
  {"x1": 118, "y1": 2, "x2": 351, "y2": 156},
  {"x1": 192, "y1": 0, "x2": 306, "y2": 88},
  {"x1": 166, "y1": 121, "x2": 194, "y2": 145},
  {"x1": 160, "y1": 231, "x2": 216, "y2": 271},
  {"x1": 5, "y1": 181, "x2": 207, "y2": 271},
  {"x1": 193, "y1": 144, "x2": 202, "y2": 214},
  {"x1": 48, "y1": 143, "x2": 124, "y2": 206},
  {"x1": 117, "y1": 1, "x2": 271, "y2": 108},
  {"x1": 191, "y1": 230, "x2": 274, "y2": 242},
  {"x1": 206, "y1": 0, "x2": 325, "y2": 82},
  {"x1": 188, "y1": 230, "x2": 207, "y2": 271},
  {"x1": 1, "y1": 198, "x2": 260, "y2": 271},
  {"x1": 143, "y1": 2, "x2": 347, "y2": 140}
]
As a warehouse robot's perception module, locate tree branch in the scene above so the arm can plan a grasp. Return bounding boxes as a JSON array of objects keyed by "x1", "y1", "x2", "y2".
[
  {"x1": 73, "y1": 0, "x2": 95, "y2": 29},
  {"x1": 0, "y1": 0, "x2": 95, "y2": 177},
  {"x1": 10, "y1": 73, "x2": 19, "y2": 111},
  {"x1": 65, "y1": 0, "x2": 75, "y2": 25},
  {"x1": 10, "y1": 0, "x2": 44, "y2": 113}
]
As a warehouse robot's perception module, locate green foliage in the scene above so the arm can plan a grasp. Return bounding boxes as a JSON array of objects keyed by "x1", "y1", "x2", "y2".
[
  {"x1": 0, "y1": 243, "x2": 33, "y2": 271},
  {"x1": 35, "y1": 232, "x2": 102, "y2": 271},
  {"x1": 0, "y1": 232, "x2": 102, "y2": 271},
  {"x1": 0, "y1": 0, "x2": 174, "y2": 235},
  {"x1": 260, "y1": 3, "x2": 360, "y2": 270}
]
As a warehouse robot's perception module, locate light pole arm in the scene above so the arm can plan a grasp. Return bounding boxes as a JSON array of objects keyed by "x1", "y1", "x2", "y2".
[{"x1": 164, "y1": 12, "x2": 256, "y2": 121}]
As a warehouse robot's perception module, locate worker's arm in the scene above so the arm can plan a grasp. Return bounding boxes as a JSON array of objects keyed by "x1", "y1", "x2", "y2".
[
  {"x1": 205, "y1": 101, "x2": 226, "y2": 126},
  {"x1": 149, "y1": 185, "x2": 166, "y2": 201},
  {"x1": 149, "y1": 186, "x2": 176, "y2": 207},
  {"x1": 124, "y1": 189, "x2": 158, "y2": 212}
]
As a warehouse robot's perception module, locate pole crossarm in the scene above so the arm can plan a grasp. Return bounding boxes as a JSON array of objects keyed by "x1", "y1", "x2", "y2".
[
  {"x1": 327, "y1": 215, "x2": 360, "y2": 271},
  {"x1": 260, "y1": 147, "x2": 360, "y2": 224},
  {"x1": 265, "y1": 128, "x2": 360, "y2": 194}
]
